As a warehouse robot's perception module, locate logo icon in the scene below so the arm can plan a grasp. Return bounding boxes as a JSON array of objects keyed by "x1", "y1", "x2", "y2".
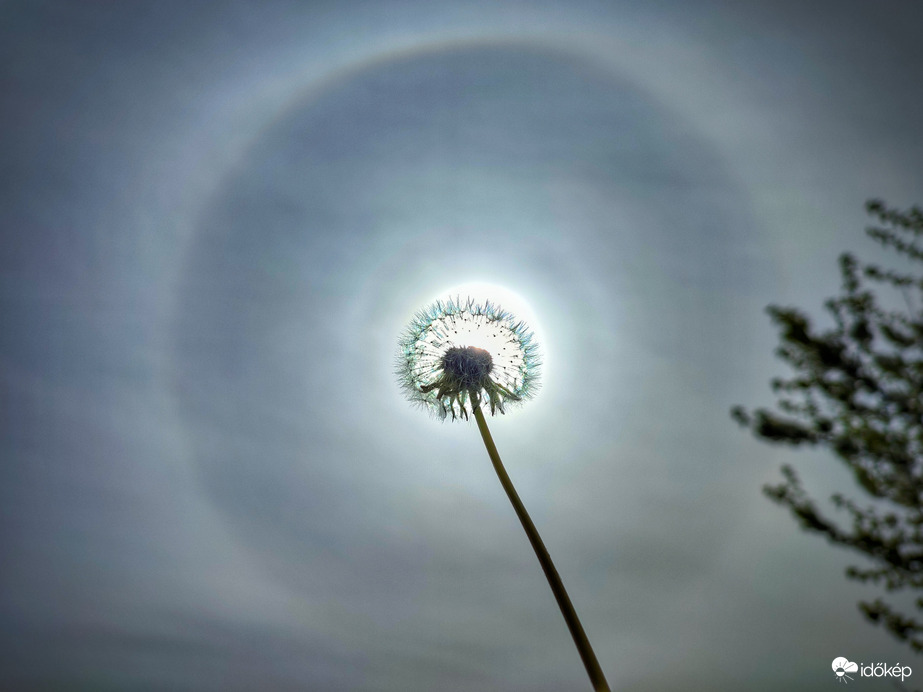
[{"x1": 833, "y1": 657, "x2": 858, "y2": 684}]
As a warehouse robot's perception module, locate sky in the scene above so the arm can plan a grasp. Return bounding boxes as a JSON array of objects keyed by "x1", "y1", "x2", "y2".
[{"x1": 2, "y1": 1, "x2": 923, "y2": 690}]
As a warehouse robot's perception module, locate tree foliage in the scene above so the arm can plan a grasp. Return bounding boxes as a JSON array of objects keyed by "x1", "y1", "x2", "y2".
[{"x1": 732, "y1": 200, "x2": 923, "y2": 651}]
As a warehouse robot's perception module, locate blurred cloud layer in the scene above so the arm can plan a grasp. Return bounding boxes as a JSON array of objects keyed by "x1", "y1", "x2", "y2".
[{"x1": 2, "y1": 1, "x2": 923, "y2": 689}]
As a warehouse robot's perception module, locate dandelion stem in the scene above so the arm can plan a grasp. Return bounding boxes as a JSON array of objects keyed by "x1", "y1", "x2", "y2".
[{"x1": 471, "y1": 399, "x2": 611, "y2": 692}]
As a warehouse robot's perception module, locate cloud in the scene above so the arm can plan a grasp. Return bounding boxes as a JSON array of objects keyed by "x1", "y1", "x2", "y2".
[{"x1": 832, "y1": 657, "x2": 858, "y2": 673}]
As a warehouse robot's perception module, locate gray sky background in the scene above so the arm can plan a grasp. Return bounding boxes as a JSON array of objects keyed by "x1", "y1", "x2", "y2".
[{"x1": 2, "y1": 1, "x2": 923, "y2": 690}]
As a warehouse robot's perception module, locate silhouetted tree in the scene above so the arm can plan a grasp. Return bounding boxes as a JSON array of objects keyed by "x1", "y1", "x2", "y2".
[{"x1": 733, "y1": 200, "x2": 923, "y2": 651}]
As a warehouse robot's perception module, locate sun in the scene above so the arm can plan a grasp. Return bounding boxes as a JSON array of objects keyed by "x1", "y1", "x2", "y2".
[{"x1": 433, "y1": 281, "x2": 547, "y2": 364}]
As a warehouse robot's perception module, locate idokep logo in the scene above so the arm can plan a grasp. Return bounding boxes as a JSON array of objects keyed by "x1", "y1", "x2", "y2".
[{"x1": 832, "y1": 657, "x2": 912, "y2": 684}]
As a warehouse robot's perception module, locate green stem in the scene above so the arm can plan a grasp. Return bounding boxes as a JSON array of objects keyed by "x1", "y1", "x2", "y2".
[{"x1": 471, "y1": 400, "x2": 611, "y2": 692}]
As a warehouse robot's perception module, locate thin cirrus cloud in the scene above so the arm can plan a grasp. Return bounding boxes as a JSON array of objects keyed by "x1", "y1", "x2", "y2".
[{"x1": 2, "y1": 1, "x2": 923, "y2": 690}]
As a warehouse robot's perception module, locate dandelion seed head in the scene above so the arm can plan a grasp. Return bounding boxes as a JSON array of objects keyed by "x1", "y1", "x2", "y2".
[{"x1": 397, "y1": 296, "x2": 541, "y2": 420}]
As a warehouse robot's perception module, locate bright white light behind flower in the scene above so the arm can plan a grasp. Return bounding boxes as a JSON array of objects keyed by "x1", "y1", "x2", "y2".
[
  {"x1": 440, "y1": 282, "x2": 545, "y2": 344},
  {"x1": 398, "y1": 295, "x2": 541, "y2": 420},
  {"x1": 437, "y1": 281, "x2": 550, "y2": 381}
]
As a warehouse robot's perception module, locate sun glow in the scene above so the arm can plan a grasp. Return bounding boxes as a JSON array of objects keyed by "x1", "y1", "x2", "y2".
[{"x1": 434, "y1": 281, "x2": 546, "y2": 358}]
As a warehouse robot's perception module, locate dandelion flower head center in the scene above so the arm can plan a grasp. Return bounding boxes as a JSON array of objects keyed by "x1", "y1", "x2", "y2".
[
  {"x1": 441, "y1": 346, "x2": 493, "y2": 389},
  {"x1": 398, "y1": 297, "x2": 540, "y2": 420}
]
